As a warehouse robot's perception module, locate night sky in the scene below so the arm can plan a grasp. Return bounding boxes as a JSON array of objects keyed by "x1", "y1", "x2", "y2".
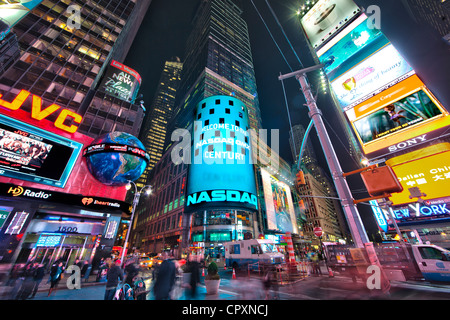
[{"x1": 124, "y1": 0, "x2": 450, "y2": 238}]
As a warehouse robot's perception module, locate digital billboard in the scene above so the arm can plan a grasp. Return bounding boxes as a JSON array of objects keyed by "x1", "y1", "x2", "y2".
[
  {"x1": 98, "y1": 60, "x2": 142, "y2": 103},
  {"x1": 260, "y1": 168, "x2": 298, "y2": 234},
  {"x1": 0, "y1": 0, "x2": 42, "y2": 28},
  {"x1": 386, "y1": 144, "x2": 450, "y2": 206},
  {"x1": 353, "y1": 89, "x2": 443, "y2": 144},
  {"x1": 300, "y1": 0, "x2": 361, "y2": 49},
  {"x1": 0, "y1": 113, "x2": 83, "y2": 188},
  {"x1": 344, "y1": 75, "x2": 450, "y2": 159},
  {"x1": 186, "y1": 96, "x2": 258, "y2": 211},
  {"x1": 330, "y1": 44, "x2": 415, "y2": 110},
  {"x1": 317, "y1": 14, "x2": 389, "y2": 77}
]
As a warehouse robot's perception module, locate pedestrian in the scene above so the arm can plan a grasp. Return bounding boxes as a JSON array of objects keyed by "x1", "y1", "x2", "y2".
[
  {"x1": 134, "y1": 277, "x2": 149, "y2": 300},
  {"x1": 185, "y1": 255, "x2": 200, "y2": 299},
  {"x1": 48, "y1": 260, "x2": 64, "y2": 296},
  {"x1": 30, "y1": 263, "x2": 45, "y2": 299},
  {"x1": 263, "y1": 271, "x2": 272, "y2": 300},
  {"x1": 153, "y1": 252, "x2": 177, "y2": 300},
  {"x1": 71, "y1": 258, "x2": 83, "y2": 288},
  {"x1": 16, "y1": 261, "x2": 35, "y2": 300},
  {"x1": 263, "y1": 269, "x2": 279, "y2": 300},
  {"x1": 104, "y1": 258, "x2": 123, "y2": 300},
  {"x1": 74, "y1": 258, "x2": 83, "y2": 270},
  {"x1": 81, "y1": 260, "x2": 91, "y2": 282},
  {"x1": 311, "y1": 251, "x2": 321, "y2": 276},
  {"x1": 124, "y1": 258, "x2": 139, "y2": 287}
]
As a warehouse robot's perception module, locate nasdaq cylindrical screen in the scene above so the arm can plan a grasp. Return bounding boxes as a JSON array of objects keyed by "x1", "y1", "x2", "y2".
[{"x1": 186, "y1": 96, "x2": 258, "y2": 212}]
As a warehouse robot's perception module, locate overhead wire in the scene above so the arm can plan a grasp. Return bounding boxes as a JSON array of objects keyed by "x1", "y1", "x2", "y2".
[
  {"x1": 250, "y1": 0, "x2": 299, "y2": 160},
  {"x1": 249, "y1": 0, "x2": 293, "y2": 72},
  {"x1": 264, "y1": 0, "x2": 304, "y2": 69},
  {"x1": 250, "y1": 0, "x2": 360, "y2": 169}
]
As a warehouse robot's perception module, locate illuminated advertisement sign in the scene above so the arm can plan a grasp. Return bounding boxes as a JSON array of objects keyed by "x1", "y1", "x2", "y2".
[
  {"x1": 369, "y1": 200, "x2": 389, "y2": 233},
  {"x1": 186, "y1": 96, "x2": 258, "y2": 211},
  {"x1": 353, "y1": 89, "x2": 443, "y2": 144},
  {"x1": 317, "y1": 14, "x2": 389, "y2": 77},
  {"x1": 0, "y1": 182, "x2": 132, "y2": 213},
  {"x1": 0, "y1": 89, "x2": 83, "y2": 134},
  {"x1": 330, "y1": 44, "x2": 415, "y2": 110},
  {"x1": 0, "y1": 0, "x2": 42, "y2": 28},
  {"x1": 260, "y1": 168, "x2": 298, "y2": 234},
  {"x1": 0, "y1": 113, "x2": 83, "y2": 188},
  {"x1": 0, "y1": 205, "x2": 13, "y2": 229},
  {"x1": 390, "y1": 201, "x2": 450, "y2": 222},
  {"x1": 36, "y1": 234, "x2": 62, "y2": 247},
  {"x1": 83, "y1": 143, "x2": 150, "y2": 163},
  {"x1": 300, "y1": 0, "x2": 361, "y2": 49},
  {"x1": 345, "y1": 75, "x2": 450, "y2": 159},
  {"x1": 99, "y1": 60, "x2": 141, "y2": 103},
  {"x1": 386, "y1": 146, "x2": 450, "y2": 206}
]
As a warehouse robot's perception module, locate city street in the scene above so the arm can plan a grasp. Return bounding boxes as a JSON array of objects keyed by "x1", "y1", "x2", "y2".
[{"x1": 28, "y1": 266, "x2": 450, "y2": 301}]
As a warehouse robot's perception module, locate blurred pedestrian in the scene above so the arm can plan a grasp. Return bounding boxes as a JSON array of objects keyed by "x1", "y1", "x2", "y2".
[
  {"x1": 48, "y1": 260, "x2": 64, "y2": 297},
  {"x1": 311, "y1": 251, "x2": 321, "y2": 276},
  {"x1": 104, "y1": 258, "x2": 123, "y2": 300},
  {"x1": 263, "y1": 269, "x2": 279, "y2": 300},
  {"x1": 81, "y1": 260, "x2": 91, "y2": 282},
  {"x1": 124, "y1": 258, "x2": 139, "y2": 287},
  {"x1": 185, "y1": 255, "x2": 200, "y2": 299},
  {"x1": 30, "y1": 263, "x2": 45, "y2": 299},
  {"x1": 16, "y1": 261, "x2": 35, "y2": 299},
  {"x1": 153, "y1": 252, "x2": 176, "y2": 300}
]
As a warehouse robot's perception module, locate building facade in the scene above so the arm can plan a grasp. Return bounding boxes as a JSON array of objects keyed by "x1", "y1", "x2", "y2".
[
  {"x1": 0, "y1": 0, "x2": 150, "y2": 140},
  {"x1": 132, "y1": 0, "x2": 300, "y2": 259},
  {"x1": 137, "y1": 58, "x2": 183, "y2": 188},
  {"x1": 0, "y1": 0, "x2": 151, "y2": 280}
]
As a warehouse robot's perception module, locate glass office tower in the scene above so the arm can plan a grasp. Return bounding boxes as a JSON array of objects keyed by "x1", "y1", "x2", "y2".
[
  {"x1": 134, "y1": 0, "x2": 264, "y2": 257},
  {"x1": 137, "y1": 58, "x2": 183, "y2": 188}
]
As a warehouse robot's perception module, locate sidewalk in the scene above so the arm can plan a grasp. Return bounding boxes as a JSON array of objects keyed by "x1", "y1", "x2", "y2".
[{"x1": 36, "y1": 272, "x2": 105, "y2": 293}]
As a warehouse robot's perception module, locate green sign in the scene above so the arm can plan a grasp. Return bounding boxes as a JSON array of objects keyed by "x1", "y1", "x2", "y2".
[{"x1": 0, "y1": 206, "x2": 13, "y2": 229}]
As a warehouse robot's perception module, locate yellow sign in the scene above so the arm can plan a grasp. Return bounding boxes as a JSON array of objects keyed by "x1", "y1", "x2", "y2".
[{"x1": 387, "y1": 147, "x2": 450, "y2": 205}]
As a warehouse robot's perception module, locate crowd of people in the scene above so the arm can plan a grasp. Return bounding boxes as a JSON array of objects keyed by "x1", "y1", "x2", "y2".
[
  {"x1": 3, "y1": 257, "x2": 92, "y2": 300},
  {"x1": 0, "y1": 247, "x2": 327, "y2": 300}
]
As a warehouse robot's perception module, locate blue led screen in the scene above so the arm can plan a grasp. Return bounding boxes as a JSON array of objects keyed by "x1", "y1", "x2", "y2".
[{"x1": 186, "y1": 96, "x2": 258, "y2": 211}]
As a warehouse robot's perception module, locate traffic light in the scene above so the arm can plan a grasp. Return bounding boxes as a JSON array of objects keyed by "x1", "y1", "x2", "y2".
[{"x1": 296, "y1": 170, "x2": 306, "y2": 188}]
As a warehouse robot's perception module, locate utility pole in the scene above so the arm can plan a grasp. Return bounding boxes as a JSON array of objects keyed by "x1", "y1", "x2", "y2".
[{"x1": 279, "y1": 65, "x2": 369, "y2": 248}]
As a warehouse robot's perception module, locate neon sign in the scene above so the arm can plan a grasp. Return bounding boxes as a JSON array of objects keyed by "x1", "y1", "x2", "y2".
[
  {"x1": 391, "y1": 202, "x2": 450, "y2": 220},
  {"x1": 0, "y1": 90, "x2": 83, "y2": 133},
  {"x1": 186, "y1": 190, "x2": 258, "y2": 210}
]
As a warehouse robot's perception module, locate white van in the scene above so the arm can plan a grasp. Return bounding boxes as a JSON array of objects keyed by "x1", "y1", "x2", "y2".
[{"x1": 224, "y1": 239, "x2": 285, "y2": 270}]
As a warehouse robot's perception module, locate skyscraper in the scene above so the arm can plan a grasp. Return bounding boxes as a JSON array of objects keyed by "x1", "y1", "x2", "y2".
[
  {"x1": 171, "y1": 0, "x2": 262, "y2": 132},
  {"x1": 0, "y1": 0, "x2": 151, "y2": 139},
  {"x1": 0, "y1": 0, "x2": 151, "y2": 270},
  {"x1": 132, "y1": 0, "x2": 266, "y2": 256},
  {"x1": 137, "y1": 58, "x2": 183, "y2": 188}
]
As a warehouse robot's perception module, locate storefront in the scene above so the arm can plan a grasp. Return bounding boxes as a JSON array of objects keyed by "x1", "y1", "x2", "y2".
[
  {"x1": 0, "y1": 183, "x2": 129, "y2": 269},
  {"x1": 190, "y1": 209, "x2": 256, "y2": 259}
]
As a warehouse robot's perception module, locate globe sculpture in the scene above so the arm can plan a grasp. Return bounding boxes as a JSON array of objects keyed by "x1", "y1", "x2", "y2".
[{"x1": 83, "y1": 132, "x2": 149, "y2": 186}]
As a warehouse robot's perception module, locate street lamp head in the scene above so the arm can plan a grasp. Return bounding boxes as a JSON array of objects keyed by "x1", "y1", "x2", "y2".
[
  {"x1": 145, "y1": 187, "x2": 152, "y2": 195},
  {"x1": 125, "y1": 182, "x2": 132, "y2": 190}
]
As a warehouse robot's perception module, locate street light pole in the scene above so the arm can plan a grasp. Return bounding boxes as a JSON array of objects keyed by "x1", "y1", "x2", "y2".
[
  {"x1": 279, "y1": 65, "x2": 370, "y2": 248},
  {"x1": 120, "y1": 180, "x2": 151, "y2": 266}
]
